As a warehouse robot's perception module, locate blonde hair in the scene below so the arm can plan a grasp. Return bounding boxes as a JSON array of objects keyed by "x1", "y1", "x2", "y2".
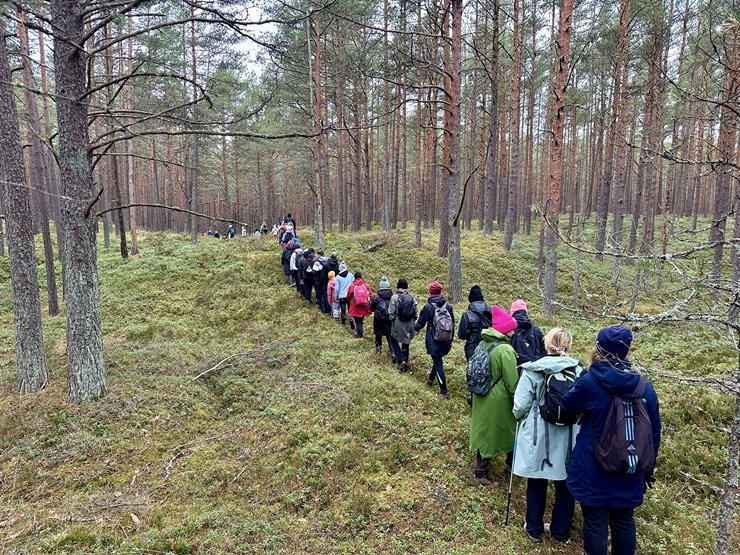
[{"x1": 544, "y1": 327, "x2": 572, "y2": 356}]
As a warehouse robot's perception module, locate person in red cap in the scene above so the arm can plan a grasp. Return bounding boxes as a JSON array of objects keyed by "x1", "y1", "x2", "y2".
[
  {"x1": 414, "y1": 280, "x2": 455, "y2": 399},
  {"x1": 469, "y1": 305, "x2": 519, "y2": 486}
]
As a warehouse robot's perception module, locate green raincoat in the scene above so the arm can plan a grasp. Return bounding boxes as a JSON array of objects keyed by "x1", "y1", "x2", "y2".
[{"x1": 469, "y1": 327, "x2": 519, "y2": 458}]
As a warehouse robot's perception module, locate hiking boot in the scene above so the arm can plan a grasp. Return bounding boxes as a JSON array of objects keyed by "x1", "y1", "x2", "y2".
[
  {"x1": 440, "y1": 391, "x2": 450, "y2": 400},
  {"x1": 375, "y1": 345, "x2": 382, "y2": 354},
  {"x1": 466, "y1": 394, "x2": 473, "y2": 407},
  {"x1": 523, "y1": 523, "x2": 543, "y2": 543},
  {"x1": 398, "y1": 361, "x2": 407, "y2": 373},
  {"x1": 475, "y1": 476, "x2": 499, "y2": 488},
  {"x1": 425, "y1": 370, "x2": 434, "y2": 386}
]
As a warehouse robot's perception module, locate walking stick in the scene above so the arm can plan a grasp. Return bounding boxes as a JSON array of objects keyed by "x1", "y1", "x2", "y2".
[{"x1": 504, "y1": 420, "x2": 520, "y2": 526}]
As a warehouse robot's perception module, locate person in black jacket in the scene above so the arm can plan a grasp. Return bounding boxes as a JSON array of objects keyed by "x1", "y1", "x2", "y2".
[
  {"x1": 414, "y1": 281, "x2": 455, "y2": 400},
  {"x1": 458, "y1": 285, "x2": 492, "y2": 361},
  {"x1": 509, "y1": 299, "x2": 545, "y2": 366},
  {"x1": 370, "y1": 276, "x2": 394, "y2": 356}
]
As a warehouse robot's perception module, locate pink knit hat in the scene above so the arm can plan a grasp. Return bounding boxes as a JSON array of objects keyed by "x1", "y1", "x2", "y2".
[
  {"x1": 491, "y1": 305, "x2": 518, "y2": 334},
  {"x1": 428, "y1": 281, "x2": 443, "y2": 295},
  {"x1": 510, "y1": 299, "x2": 528, "y2": 314}
]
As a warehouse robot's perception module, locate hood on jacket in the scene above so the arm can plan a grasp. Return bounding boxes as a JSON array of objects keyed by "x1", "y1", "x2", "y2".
[
  {"x1": 376, "y1": 288, "x2": 393, "y2": 300},
  {"x1": 521, "y1": 354, "x2": 580, "y2": 375},
  {"x1": 353, "y1": 278, "x2": 367, "y2": 286},
  {"x1": 303, "y1": 247, "x2": 315, "y2": 258},
  {"x1": 512, "y1": 309, "x2": 532, "y2": 329},
  {"x1": 427, "y1": 294, "x2": 447, "y2": 306},
  {"x1": 467, "y1": 300, "x2": 490, "y2": 315},
  {"x1": 588, "y1": 359, "x2": 641, "y2": 395},
  {"x1": 481, "y1": 327, "x2": 510, "y2": 343}
]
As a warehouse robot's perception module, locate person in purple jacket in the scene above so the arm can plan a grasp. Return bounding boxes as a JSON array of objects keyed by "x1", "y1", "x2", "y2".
[{"x1": 561, "y1": 325, "x2": 661, "y2": 555}]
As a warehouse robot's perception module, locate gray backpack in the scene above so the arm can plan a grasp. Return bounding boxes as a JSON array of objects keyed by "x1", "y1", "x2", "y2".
[{"x1": 432, "y1": 304, "x2": 453, "y2": 342}]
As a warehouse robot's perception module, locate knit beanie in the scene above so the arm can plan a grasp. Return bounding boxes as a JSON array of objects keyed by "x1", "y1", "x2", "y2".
[
  {"x1": 397, "y1": 278, "x2": 408, "y2": 289},
  {"x1": 379, "y1": 276, "x2": 391, "y2": 289},
  {"x1": 328, "y1": 271, "x2": 336, "y2": 279},
  {"x1": 491, "y1": 305, "x2": 518, "y2": 335},
  {"x1": 596, "y1": 325, "x2": 633, "y2": 359},
  {"x1": 338, "y1": 261, "x2": 348, "y2": 272},
  {"x1": 510, "y1": 299, "x2": 528, "y2": 314},
  {"x1": 468, "y1": 285, "x2": 484, "y2": 303},
  {"x1": 428, "y1": 281, "x2": 443, "y2": 296}
]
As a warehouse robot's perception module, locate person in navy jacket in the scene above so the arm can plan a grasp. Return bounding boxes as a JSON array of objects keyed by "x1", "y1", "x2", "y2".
[{"x1": 561, "y1": 325, "x2": 660, "y2": 555}]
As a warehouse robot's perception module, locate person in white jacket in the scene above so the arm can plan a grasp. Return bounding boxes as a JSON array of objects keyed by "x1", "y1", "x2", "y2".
[{"x1": 512, "y1": 328, "x2": 583, "y2": 543}]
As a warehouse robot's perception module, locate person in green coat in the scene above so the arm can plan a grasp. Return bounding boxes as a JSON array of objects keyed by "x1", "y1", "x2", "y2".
[{"x1": 469, "y1": 305, "x2": 519, "y2": 487}]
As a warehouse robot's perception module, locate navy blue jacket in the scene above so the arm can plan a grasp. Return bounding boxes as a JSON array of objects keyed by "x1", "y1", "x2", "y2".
[
  {"x1": 414, "y1": 295, "x2": 455, "y2": 356},
  {"x1": 561, "y1": 359, "x2": 661, "y2": 508}
]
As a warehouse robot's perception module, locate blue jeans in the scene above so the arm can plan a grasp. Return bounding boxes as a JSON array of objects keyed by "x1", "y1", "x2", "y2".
[
  {"x1": 581, "y1": 505, "x2": 636, "y2": 555},
  {"x1": 353, "y1": 316, "x2": 364, "y2": 338},
  {"x1": 525, "y1": 478, "x2": 574, "y2": 541},
  {"x1": 389, "y1": 338, "x2": 409, "y2": 364},
  {"x1": 314, "y1": 280, "x2": 327, "y2": 312},
  {"x1": 430, "y1": 355, "x2": 447, "y2": 393}
]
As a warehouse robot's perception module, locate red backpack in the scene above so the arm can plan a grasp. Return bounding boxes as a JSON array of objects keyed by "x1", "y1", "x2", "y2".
[{"x1": 353, "y1": 283, "x2": 370, "y2": 307}]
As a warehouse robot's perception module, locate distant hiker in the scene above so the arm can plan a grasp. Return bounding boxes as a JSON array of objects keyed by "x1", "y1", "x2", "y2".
[
  {"x1": 334, "y1": 262, "x2": 354, "y2": 326},
  {"x1": 271, "y1": 224, "x2": 278, "y2": 236},
  {"x1": 414, "y1": 281, "x2": 455, "y2": 400},
  {"x1": 312, "y1": 250, "x2": 330, "y2": 313},
  {"x1": 561, "y1": 325, "x2": 661, "y2": 555},
  {"x1": 458, "y1": 285, "x2": 492, "y2": 361},
  {"x1": 388, "y1": 278, "x2": 417, "y2": 372},
  {"x1": 241, "y1": 226, "x2": 247, "y2": 238},
  {"x1": 281, "y1": 241, "x2": 297, "y2": 285},
  {"x1": 206, "y1": 229, "x2": 214, "y2": 237},
  {"x1": 327, "y1": 271, "x2": 340, "y2": 322},
  {"x1": 325, "y1": 251, "x2": 340, "y2": 278},
  {"x1": 254, "y1": 229, "x2": 261, "y2": 236},
  {"x1": 280, "y1": 224, "x2": 294, "y2": 247},
  {"x1": 261, "y1": 222, "x2": 268, "y2": 235},
  {"x1": 283, "y1": 213, "x2": 296, "y2": 229},
  {"x1": 291, "y1": 248, "x2": 303, "y2": 291},
  {"x1": 371, "y1": 276, "x2": 394, "y2": 355},
  {"x1": 213, "y1": 230, "x2": 220, "y2": 239},
  {"x1": 513, "y1": 328, "x2": 583, "y2": 543},
  {"x1": 510, "y1": 299, "x2": 546, "y2": 366},
  {"x1": 469, "y1": 305, "x2": 519, "y2": 486},
  {"x1": 299, "y1": 247, "x2": 316, "y2": 303},
  {"x1": 347, "y1": 271, "x2": 373, "y2": 340},
  {"x1": 227, "y1": 225, "x2": 236, "y2": 239}
]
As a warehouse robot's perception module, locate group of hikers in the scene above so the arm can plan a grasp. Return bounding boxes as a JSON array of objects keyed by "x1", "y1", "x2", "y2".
[{"x1": 276, "y1": 221, "x2": 661, "y2": 555}]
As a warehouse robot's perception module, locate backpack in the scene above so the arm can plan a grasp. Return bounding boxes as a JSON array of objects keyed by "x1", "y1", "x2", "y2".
[
  {"x1": 466, "y1": 340, "x2": 503, "y2": 395},
  {"x1": 432, "y1": 304, "x2": 454, "y2": 342},
  {"x1": 511, "y1": 327, "x2": 544, "y2": 366},
  {"x1": 375, "y1": 297, "x2": 389, "y2": 319},
  {"x1": 595, "y1": 377, "x2": 656, "y2": 474},
  {"x1": 353, "y1": 283, "x2": 370, "y2": 307},
  {"x1": 539, "y1": 367, "x2": 579, "y2": 426},
  {"x1": 397, "y1": 293, "x2": 416, "y2": 322},
  {"x1": 281, "y1": 230, "x2": 293, "y2": 244}
]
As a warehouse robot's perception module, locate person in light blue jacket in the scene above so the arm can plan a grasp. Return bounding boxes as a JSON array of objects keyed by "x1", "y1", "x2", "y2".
[
  {"x1": 513, "y1": 327, "x2": 583, "y2": 543},
  {"x1": 334, "y1": 262, "x2": 354, "y2": 327}
]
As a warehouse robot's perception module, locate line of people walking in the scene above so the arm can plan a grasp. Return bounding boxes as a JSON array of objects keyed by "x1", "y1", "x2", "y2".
[{"x1": 277, "y1": 232, "x2": 661, "y2": 555}]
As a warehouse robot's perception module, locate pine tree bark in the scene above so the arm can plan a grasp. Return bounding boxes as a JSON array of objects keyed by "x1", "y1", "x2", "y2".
[
  {"x1": 542, "y1": 0, "x2": 574, "y2": 317},
  {"x1": 0, "y1": 20, "x2": 49, "y2": 394},
  {"x1": 447, "y1": 0, "x2": 463, "y2": 303},
  {"x1": 484, "y1": 0, "x2": 500, "y2": 235},
  {"x1": 504, "y1": 0, "x2": 522, "y2": 250},
  {"x1": 51, "y1": 0, "x2": 107, "y2": 402}
]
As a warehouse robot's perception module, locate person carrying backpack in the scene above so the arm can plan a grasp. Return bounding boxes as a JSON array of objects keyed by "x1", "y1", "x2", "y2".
[
  {"x1": 312, "y1": 250, "x2": 329, "y2": 313},
  {"x1": 388, "y1": 278, "x2": 417, "y2": 372},
  {"x1": 469, "y1": 306, "x2": 518, "y2": 485},
  {"x1": 371, "y1": 276, "x2": 394, "y2": 355},
  {"x1": 510, "y1": 299, "x2": 546, "y2": 366},
  {"x1": 512, "y1": 328, "x2": 583, "y2": 543},
  {"x1": 291, "y1": 248, "x2": 303, "y2": 295},
  {"x1": 458, "y1": 285, "x2": 492, "y2": 361},
  {"x1": 414, "y1": 281, "x2": 455, "y2": 400},
  {"x1": 561, "y1": 325, "x2": 661, "y2": 555},
  {"x1": 299, "y1": 247, "x2": 315, "y2": 303},
  {"x1": 281, "y1": 241, "x2": 296, "y2": 285},
  {"x1": 347, "y1": 271, "x2": 373, "y2": 339}
]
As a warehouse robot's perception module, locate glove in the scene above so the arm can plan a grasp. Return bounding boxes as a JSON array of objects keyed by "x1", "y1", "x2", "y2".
[{"x1": 644, "y1": 473, "x2": 656, "y2": 491}]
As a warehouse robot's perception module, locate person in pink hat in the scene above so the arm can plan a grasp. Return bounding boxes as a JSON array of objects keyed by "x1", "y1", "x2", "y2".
[
  {"x1": 469, "y1": 305, "x2": 519, "y2": 487},
  {"x1": 510, "y1": 299, "x2": 545, "y2": 366}
]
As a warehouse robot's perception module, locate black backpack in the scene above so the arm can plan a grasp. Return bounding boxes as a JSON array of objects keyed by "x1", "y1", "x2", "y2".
[
  {"x1": 539, "y1": 367, "x2": 579, "y2": 426},
  {"x1": 375, "y1": 297, "x2": 390, "y2": 319},
  {"x1": 466, "y1": 340, "x2": 503, "y2": 395},
  {"x1": 594, "y1": 377, "x2": 656, "y2": 474},
  {"x1": 511, "y1": 327, "x2": 544, "y2": 365},
  {"x1": 397, "y1": 293, "x2": 416, "y2": 322}
]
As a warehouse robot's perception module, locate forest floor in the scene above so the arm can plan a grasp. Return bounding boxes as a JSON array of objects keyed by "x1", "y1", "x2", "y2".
[{"x1": 0, "y1": 225, "x2": 736, "y2": 554}]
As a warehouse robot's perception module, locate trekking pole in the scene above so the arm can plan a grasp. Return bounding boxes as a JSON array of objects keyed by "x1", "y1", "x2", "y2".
[{"x1": 504, "y1": 420, "x2": 520, "y2": 526}]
